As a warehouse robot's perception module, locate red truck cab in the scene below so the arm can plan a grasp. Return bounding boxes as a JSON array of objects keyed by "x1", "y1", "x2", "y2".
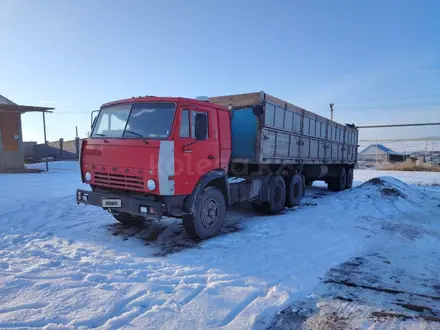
[{"x1": 77, "y1": 96, "x2": 233, "y2": 239}]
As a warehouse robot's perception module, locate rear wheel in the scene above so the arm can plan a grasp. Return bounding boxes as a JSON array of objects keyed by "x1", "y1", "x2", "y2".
[
  {"x1": 112, "y1": 212, "x2": 145, "y2": 226},
  {"x1": 327, "y1": 167, "x2": 347, "y2": 192},
  {"x1": 346, "y1": 168, "x2": 354, "y2": 189},
  {"x1": 285, "y1": 174, "x2": 304, "y2": 207},
  {"x1": 252, "y1": 175, "x2": 286, "y2": 214},
  {"x1": 183, "y1": 186, "x2": 226, "y2": 240}
]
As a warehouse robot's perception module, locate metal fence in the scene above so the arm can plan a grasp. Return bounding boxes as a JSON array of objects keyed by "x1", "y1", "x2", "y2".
[{"x1": 24, "y1": 138, "x2": 82, "y2": 162}]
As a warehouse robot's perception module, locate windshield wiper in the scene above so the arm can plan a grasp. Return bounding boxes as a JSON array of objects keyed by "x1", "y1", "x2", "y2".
[
  {"x1": 124, "y1": 130, "x2": 150, "y2": 144},
  {"x1": 93, "y1": 133, "x2": 106, "y2": 137}
]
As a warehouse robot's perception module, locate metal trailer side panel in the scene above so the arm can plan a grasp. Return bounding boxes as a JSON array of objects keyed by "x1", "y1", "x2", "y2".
[
  {"x1": 342, "y1": 126, "x2": 358, "y2": 163},
  {"x1": 310, "y1": 139, "x2": 319, "y2": 159},
  {"x1": 211, "y1": 92, "x2": 358, "y2": 165},
  {"x1": 258, "y1": 94, "x2": 355, "y2": 165}
]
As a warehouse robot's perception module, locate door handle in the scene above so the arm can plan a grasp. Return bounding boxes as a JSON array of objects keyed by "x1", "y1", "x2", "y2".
[
  {"x1": 208, "y1": 155, "x2": 215, "y2": 160},
  {"x1": 183, "y1": 140, "x2": 196, "y2": 153}
]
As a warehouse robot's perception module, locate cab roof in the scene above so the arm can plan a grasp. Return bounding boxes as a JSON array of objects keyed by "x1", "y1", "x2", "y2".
[{"x1": 101, "y1": 96, "x2": 229, "y2": 111}]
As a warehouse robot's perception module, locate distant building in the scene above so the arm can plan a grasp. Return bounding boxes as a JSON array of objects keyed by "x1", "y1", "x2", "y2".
[
  {"x1": 0, "y1": 94, "x2": 53, "y2": 171},
  {"x1": 431, "y1": 155, "x2": 440, "y2": 166},
  {"x1": 425, "y1": 154, "x2": 440, "y2": 166},
  {"x1": 358, "y1": 144, "x2": 409, "y2": 163}
]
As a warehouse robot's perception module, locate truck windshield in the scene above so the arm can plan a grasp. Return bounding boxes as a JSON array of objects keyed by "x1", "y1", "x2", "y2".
[{"x1": 92, "y1": 102, "x2": 176, "y2": 139}]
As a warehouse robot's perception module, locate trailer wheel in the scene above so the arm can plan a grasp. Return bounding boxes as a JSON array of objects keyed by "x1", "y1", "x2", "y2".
[
  {"x1": 305, "y1": 179, "x2": 314, "y2": 187},
  {"x1": 112, "y1": 212, "x2": 144, "y2": 226},
  {"x1": 252, "y1": 175, "x2": 286, "y2": 214},
  {"x1": 251, "y1": 202, "x2": 271, "y2": 214},
  {"x1": 285, "y1": 174, "x2": 304, "y2": 207},
  {"x1": 346, "y1": 168, "x2": 354, "y2": 189},
  {"x1": 183, "y1": 186, "x2": 226, "y2": 240},
  {"x1": 328, "y1": 167, "x2": 347, "y2": 192}
]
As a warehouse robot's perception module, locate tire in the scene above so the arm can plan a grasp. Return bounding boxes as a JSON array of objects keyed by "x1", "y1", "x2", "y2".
[
  {"x1": 285, "y1": 174, "x2": 304, "y2": 207},
  {"x1": 252, "y1": 202, "x2": 271, "y2": 214},
  {"x1": 252, "y1": 175, "x2": 286, "y2": 215},
  {"x1": 327, "y1": 167, "x2": 347, "y2": 192},
  {"x1": 112, "y1": 212, "x2": 145, "y2": 226},
  {"x1": 182, "y1": 186, "x2": 226, "y2": 240},
  {"x1": 346, "y1": 168, "x2": 354, "y2": 189}
]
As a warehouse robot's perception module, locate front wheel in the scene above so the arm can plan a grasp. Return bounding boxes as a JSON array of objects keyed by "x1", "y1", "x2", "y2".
[
  {"x1": 183, "y1": 186, "x2": 226, "y2": 240},
  {"x1": 112, "y1": 212, "x2": 145, "y2": 226}
]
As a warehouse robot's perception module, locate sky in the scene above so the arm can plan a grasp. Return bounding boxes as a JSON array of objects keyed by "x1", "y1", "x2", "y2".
[{"x1": 1, "y1": 0, "x2": 440, "y2": 147}]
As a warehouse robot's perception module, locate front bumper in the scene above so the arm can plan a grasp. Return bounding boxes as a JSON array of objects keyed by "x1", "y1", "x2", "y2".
[{"x1": 76, "y1": 189, "x2": 163, "y2": 220}]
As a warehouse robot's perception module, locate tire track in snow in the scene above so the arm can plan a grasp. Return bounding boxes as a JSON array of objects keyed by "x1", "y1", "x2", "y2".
[
  {"x1": 70, "y1": 289, "x2": 148, "y2": 328},
  {"x1": 122, "y1": 280, "x2": 219, "y2": 327},
  {"x1": 15, "y1": 272, "x2": 85, "y2": 281},
  {"x1": 100, "y1": 297, "x2": 168, "y2": 330},
  {"x1": 178, "y1": 284, "x2": 206, "y2": 308},
  {"x1": 0, "y1": 302, "x2": 49, "y2": 314},
  {"x1": 217, "y1": 287, "x2": 275, "y2": 327},
  {"x1": 0, "y1": 316, "x2": 70, "y2": 329}
]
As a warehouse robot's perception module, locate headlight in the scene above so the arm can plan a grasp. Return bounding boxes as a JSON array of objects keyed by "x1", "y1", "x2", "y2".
[
  {"x1": 85, "y1": 172, "x2": 92, "y2": 182},
  {"x1": 147, "y1": 179, "x2": 156, "y2": 191}
]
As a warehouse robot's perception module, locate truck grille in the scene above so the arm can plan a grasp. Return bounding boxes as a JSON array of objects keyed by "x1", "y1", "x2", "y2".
[{"x1": 94, "y1": 172, "x2": 144, "y2": 190}]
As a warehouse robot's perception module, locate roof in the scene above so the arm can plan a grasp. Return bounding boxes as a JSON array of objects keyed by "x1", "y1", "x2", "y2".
[
  {"x1": 0, "y1": 94, "x2": 16, "y2": 105},
  {"x1": 360, "y1": 144, "x2": 409, "y2": 156},
  {"x1": 375, "y1": 144, "x2": 395, "y2": 154},
  {"x1": 0, "y1": 94, "x2": 54, "y2": 113},
  {"x1": 0, "y1": 103, "x2": 54, "y2": 113},
  {"x1": 101, "y1": 96, "x2": 229, "y2": 111}
]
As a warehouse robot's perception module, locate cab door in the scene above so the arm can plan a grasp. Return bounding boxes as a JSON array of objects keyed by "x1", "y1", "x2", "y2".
[{"x1": 173, "y1": 104, "x2": 220, "y2": 195}]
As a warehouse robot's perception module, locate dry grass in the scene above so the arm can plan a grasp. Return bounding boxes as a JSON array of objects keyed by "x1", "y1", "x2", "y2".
[{"x1": 377, "y1": 162, "x2": 440, "y2": 172}]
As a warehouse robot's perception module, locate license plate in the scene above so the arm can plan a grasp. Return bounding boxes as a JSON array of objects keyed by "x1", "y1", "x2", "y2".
[{"x1": 102, "y1": 198, "x2": 122, "y2": 208}]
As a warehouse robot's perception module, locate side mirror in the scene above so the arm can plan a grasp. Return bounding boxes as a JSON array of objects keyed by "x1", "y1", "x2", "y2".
[
  {"x1": 195, "y1": 113, "x2": 208, "y2": 140},
  {"x1": 91, "y1": 116, "x2": 98, "y2": 131},
  {"x1": 91, "y1": 110, "x2": 99, "y2": 130}
]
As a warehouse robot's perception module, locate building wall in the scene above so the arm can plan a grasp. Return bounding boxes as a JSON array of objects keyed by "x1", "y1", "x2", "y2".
[
  {"x1": 0, "y1": 112, "x2": 24, "y2": 170},
  {"x1": 389, "y1": 154, "x2": 408, "y2": 163},
  {"x1": 358, "y1": 154, "x2": 389, "y2": 162},
  {"x1": 358, "y1": 145, "x2": 391, "y2": 163}
]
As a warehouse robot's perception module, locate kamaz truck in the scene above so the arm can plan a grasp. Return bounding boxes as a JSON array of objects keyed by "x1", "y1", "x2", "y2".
[{"x1": 76, "y1": 92, "x2": 358, "y2": 239}]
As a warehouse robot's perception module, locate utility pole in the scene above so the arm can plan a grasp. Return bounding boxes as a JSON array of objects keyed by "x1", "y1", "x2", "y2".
[
  {"x1": 375, "y1": 140, "x2": 378, "y2": 166},
  {"x1": 329, "y1": 103, "x2": 334, "y2": 121},
  {"x1": 43, "y1": 111, "x2": 49, "y2": 172},
  {"x1": 76, "y1": 126, "x2": 79, "y2": 138}
]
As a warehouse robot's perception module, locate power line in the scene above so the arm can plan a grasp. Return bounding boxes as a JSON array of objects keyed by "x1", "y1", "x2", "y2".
[
  {"x1": 358, "y1": 122, "x2": 440, "y2": 129},
  {"x1": 344, "y1": 102, "x2": 440, "y2": 111},
  {"x1": 359, "y1": 137, "x2": 440, "y2": 142},
  {"x1": 337, "y1": 93, "x2": 440, "y2": 105}
]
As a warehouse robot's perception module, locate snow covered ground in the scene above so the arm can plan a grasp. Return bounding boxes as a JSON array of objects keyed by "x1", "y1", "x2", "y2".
[{"x1": 0, "y1": 162, "x2": 439, "y2": 329}]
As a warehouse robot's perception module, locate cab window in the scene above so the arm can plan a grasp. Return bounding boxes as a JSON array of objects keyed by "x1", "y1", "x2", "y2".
[
  {"x1": 191, "y1": 111, "x2": 208, "y2": 140},
  {"x1": 179, "y1": 109, "x2": 190, "y2": 138}
]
